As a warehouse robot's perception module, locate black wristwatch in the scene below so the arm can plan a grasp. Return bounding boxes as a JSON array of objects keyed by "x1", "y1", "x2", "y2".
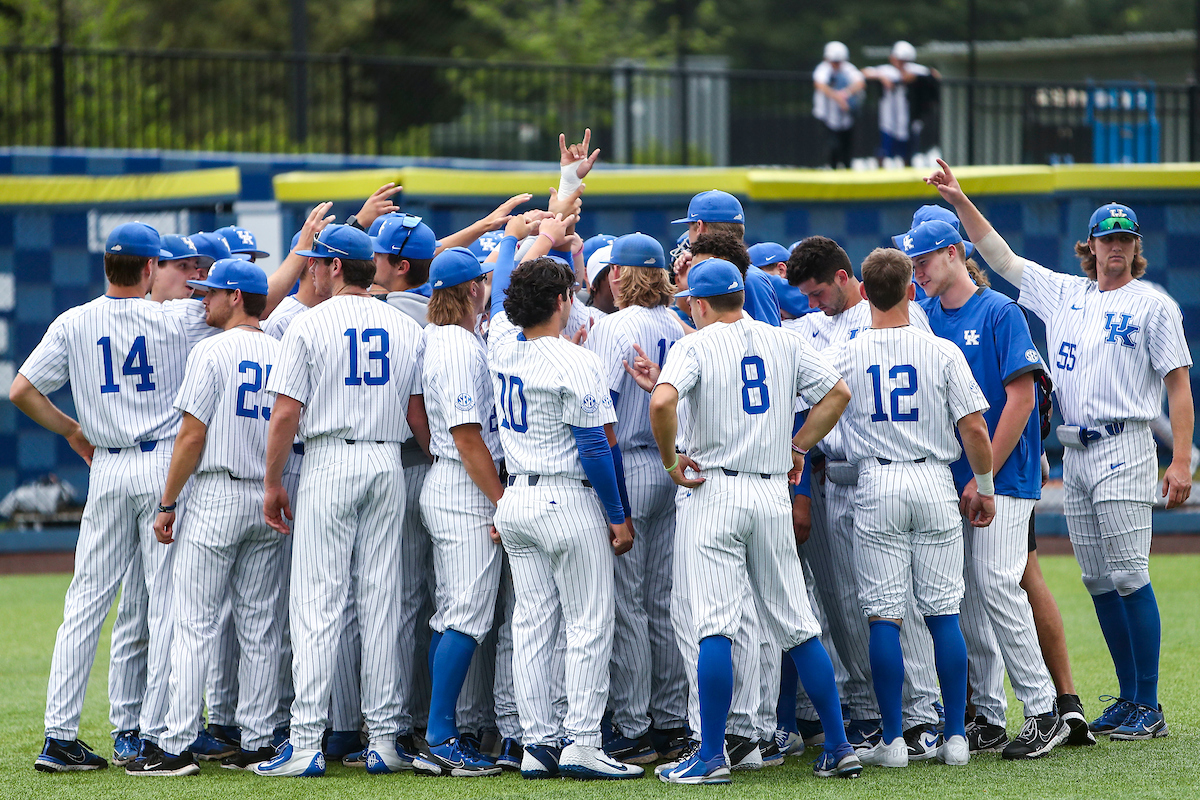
[
  {"x1": 157, "y1": 502, "x2": 177, "y2": 514},
  {"x1": 344, "y1": 214, "x2": 365, "y2": 231}
]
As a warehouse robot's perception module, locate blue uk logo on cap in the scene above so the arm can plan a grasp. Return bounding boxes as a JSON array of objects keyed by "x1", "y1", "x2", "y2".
[
  {"x1": 429, "y1": 246, "x2": 494, "y2": 290},
  {"x1": 675, "y1": 258, "x2": 745, "y2": 298},
  {"x1": 216, "y1": 225, "x2": 271, "y2": 259},
  {"x1": 671, "y1": 190, "x2": 745, "y2": 224},
  {"x1": 605, "y1": 232, "x2": 666, "y2": 269},
  {"x1": 747, "y1": 242, "x2": 790, "y2": 270},
  {"x1": 895, "y1": 220, "x2": 963, "y2": 259},
  {"x1": 106, "y1": 222, "x2": 170, "y2": 259},
  {"x1": 159, "y1": 233, "x2": 211, "y2": 266},
  {"x1": 296, "y1": 224, "x2": 375, "y2": 261},
  {"x1": 467, "y1": 230, "x2": 507, "y2": 263},
  {"x1": 188, "y1": 257, "x2": 269, "y2": 295}
]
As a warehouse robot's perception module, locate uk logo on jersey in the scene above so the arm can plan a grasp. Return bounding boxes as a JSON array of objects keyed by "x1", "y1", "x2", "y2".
[
  {"x1": 1104, "y1": 312, "x2": 1139, "y2": 348},
  {"x1": 964, "y1": 330, "x2": 980, "y2": 346}
]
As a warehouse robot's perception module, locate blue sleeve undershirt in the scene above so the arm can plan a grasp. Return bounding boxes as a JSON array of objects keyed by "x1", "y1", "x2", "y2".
[
  {"x1": 490, "y1": 234, "x2": 519, "y2": 319},
  {"x1": 570, "y1": 424, "x2": 626, "y2": 525}
]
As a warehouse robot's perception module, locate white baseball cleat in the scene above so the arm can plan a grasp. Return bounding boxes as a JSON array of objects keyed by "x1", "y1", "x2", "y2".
[
  {"x1": 858, "y1": 736, "x2": 908, "y2": 768},
  {"x1": 937, "y1": 734, "x2": 970, "y2": 766},
  {"x1": 251, "y1": 743, "x2": 325, "y2": 777},
  {"x1": 558, "y1": 743, "x2": 643, "y2": 780}
]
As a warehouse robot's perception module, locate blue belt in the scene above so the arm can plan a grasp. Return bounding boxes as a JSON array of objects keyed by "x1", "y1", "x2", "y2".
[
  {"x1": 1083, "y1": 422, "x2": 1126, "y2": 443},
  {"x1": 108, "y1": 440, "x2": 158, "y2": 455},
  {"x1": 292, "y1": 442, "x2": 305, "y2": 456}
]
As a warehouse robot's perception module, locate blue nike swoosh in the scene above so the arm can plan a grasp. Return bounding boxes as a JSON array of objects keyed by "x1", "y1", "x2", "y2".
[
  {"x1": 1071, "y1": 304, "x2": 1084, "y2": 310},
  {"x1": 811, "y1": 331, "x2": 819, "y2": 338},
  {"x1": 1110, "y1": 462, "x2": 1124, "y2": 470}
]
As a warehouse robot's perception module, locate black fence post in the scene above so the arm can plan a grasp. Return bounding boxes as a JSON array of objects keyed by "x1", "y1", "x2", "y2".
[
  {"x1": 624, "y1": 64, "x2": 635, "y2": 164},
  {"x1": 292, "y1": 54, "x2": 308, "y2": 146},
  {"x1": 679, "y1": 64, "x2": 689, "y2": 166},
  {"x1": 51, "y1": 43, "x2": 67, "y2": 147},
  {"x1": 340, "y1": 50, "x2": 353, "y2": 155},
  {"x1": 1190, "y1": 83, "x2": 1198, "y2": 162}
]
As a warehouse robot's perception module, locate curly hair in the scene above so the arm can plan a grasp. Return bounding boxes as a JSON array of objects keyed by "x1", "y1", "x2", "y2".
[
  {"x1": 787, "y1": 236, "x2": 853, "y2": 287},
  {"x1": 617, "y1": 265, "x2": 675, "y2": 309},
  {"x1": 965, "y1": 257, "x2": 991, "y2": 288},
  {"x1": 692, "y1": 231, "x2": 751, "y2": 275},
  {"x1": 503, "y1": 257, "x2": 575, "y2": 328},
  {"x1": 1074, "y1": 238, "x2": 1147, "y2": 280}
]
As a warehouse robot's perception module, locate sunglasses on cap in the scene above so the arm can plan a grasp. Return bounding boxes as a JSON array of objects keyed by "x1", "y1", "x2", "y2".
[
  {"x1": 1091, "y1": 216, "x2": 1139, "y2": 237},
  {"x1": 391, "y1": 214, "x2": 424, "y2": 259}
]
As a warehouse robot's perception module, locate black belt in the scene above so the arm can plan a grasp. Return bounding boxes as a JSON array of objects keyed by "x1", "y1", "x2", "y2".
[
  {"x1": 108, "y1": 440, "x2": 158, "y2": 455},
  {"x1": 228, "y1": 472, "x2": 242, "y2": 481},
  {"x1": 507, "y1": 474, "x2": 592, "y2": 488},
  {"x1": 722, "y1": 468, "x2": 773, "y2": 479},
  {"x1": 292, "y1": 442, "x2": 305, "y2": 456},
  {"x1": 875, "y1": 456, "x2": 926, "y2": 466},
  {"x1": 345, "y1": 439, "x2": 385, "y2": 445}
]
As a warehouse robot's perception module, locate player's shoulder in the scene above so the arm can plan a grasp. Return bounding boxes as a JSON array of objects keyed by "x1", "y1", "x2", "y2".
[
  {"x1": 1126, "y1": 278, "x2": 1184, "y2": 315},
  {"x1": 47, "y1": 295, "x2": 109, "y2": 328}
]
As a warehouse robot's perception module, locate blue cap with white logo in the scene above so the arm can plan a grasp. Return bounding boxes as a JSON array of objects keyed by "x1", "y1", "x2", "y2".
[
  {"x1": 191, "y1": 231, "x2": 243, "y2": 263},
  {"x1": 671, "y1": 190, "x2": 745, "y2": 225},
  {"x1": 675, "y1": 258, "x2": 745, "y2": 298},
  {"x1": 1088, "y1": 203, "x2": 1141, "y2": 238},
  {"x1": 367, "y1": 212, "x2": 400, "y2": 238},
  {"x1": 372, "y1": 215, "x2": 437, "y2": 260},
  {"x1": 467, "y1": 230, "x2": 507, "y2": 263},
  {"x1": 895, "y1": 220, "x2": 964, "y2": 260},
  {"x1": 604, "y1": 232, "x2": 666, "y2": 269},
  {"x1": 160, "y1": 233, "x2": 212, "y2": 267},
  {"x1": 296, "y1": 224, "x2": 374, "y2": 260},
  {"x1": 583, "y1": 233, "x2": 618, "y2": 265},
  {"x1": 217, "y1": 225, "x2": 270, "y2": 259},
  {"x1": 895, "y1": 205, "x2": 974, "y2": 258},
  {"x1": 188, "y1": 257, "x2": 269, "y2": 295},
  {"x1": 429, "y1": 246, "x2": 494, "y2": 290},
  {"x1": 106, "y1": 222, "x2": 170, "y2": 259},
  {"x1": 747, "y1": 242, "x2": 790, "y2": 270}
]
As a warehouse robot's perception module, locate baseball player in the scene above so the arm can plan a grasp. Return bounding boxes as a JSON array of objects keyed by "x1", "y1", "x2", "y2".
[
  {"x1": 13, "y1": 223, "x2": 192, "y2": 772},
  {"x1": 583, "y1": 233, "x2": 690, "y2": 764},
  {"x1": 256, "y1": 223, "x2": 427, "y2": 778},
  {"x1": 418, "y1": 246, "x2": 505, "y2": 776},
  {"x1": 648, "y1": 257, "x2": 860, "y2": 783},
  {"x1": 487, "y1": 210, "x2": 643, "y2": 780},
  {"x1": 786, "y1": 236, "x2": 945, "y2": 756},
  {"x1": 125, "y1": 259, "x2": 283, "y2": 776},
  {"x1": 822, "y1": 246, "x2": 994, "y2": 769},
  {"x1": 902, "y1": 218, "x2": 1071, "y2": 758},
  {"x1": 928, "y1": 160, "x2": 1193, "y2": 740}
]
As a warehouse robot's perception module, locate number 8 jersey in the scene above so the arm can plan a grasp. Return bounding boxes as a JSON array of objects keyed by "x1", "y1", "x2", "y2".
[
  {"x1": 656, "y1": 317, "x2": 842, "y2": 475},
  {"x1": 18, "y1": 296, "x2": 192, "y2": 448},
  {"x1": 268, "y1": 295, "x2": 423, "y2": 442},
  {"x1": 173, "y1": 327, "x2": 281, "y2": 480}
]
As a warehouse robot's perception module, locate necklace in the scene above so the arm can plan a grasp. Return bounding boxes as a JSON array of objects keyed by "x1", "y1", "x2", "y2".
[{"x1": 235, "y1": 323, "x2": 263, "y2": 332}]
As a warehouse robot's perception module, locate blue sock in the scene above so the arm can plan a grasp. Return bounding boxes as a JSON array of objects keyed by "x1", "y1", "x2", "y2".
[
  {"x1": 427, "y1": 630, "x2": 443, "y2": 680},
  {"x1": 924, "y1": 614, "x2": 968, "y2": 739},
  {"x1": 868, "y1": 620, "x2": 904, "y2": 743},
  {"x1": 1120, "y1": 583, "x2": 1160, "y2": 708},
  {"x1": 1091, "y1": 590, "x2": 1137, "y2": 700},
  {"x1": 777, "y1": 655, "x2": 799, "y2": 734},
  {"x1": 697, "y1": 636, "x2": 733, "y2": 761},
  {"x1": 425, "y1": 630, "x2": 477, "y2": 746},
  {"x1": 788, "y1": 637, "x2": 848, "y2": 750}
]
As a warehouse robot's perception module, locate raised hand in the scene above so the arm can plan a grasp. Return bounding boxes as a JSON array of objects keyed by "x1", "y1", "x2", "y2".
[
  {"x1": 538, "y1": 212, "x2": 579, "y2": 249},
  {"x1": 560, "y1": 128, "x2": 601, "y2": 180},
  {"x1": 622, "y1": 343, "x2": 661, "y2": 393},
  {"x1": 548, "y1": 185, "x2": 585, "y2": 219},
  {"x1": 356, "y1": 182, "x2": 403, "y2": 229},
  {"x1": 482, "y1": 193, "x2": 535, "y2": 231},
  {"x1": 924, "y1": 158, "x2": 966, "y2": 205},
  {"x1": 297, "y1": 201, "x2": 335, "y2": 253}
]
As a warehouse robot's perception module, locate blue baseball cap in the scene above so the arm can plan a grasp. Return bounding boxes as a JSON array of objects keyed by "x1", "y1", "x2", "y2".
[
  {"x1": 106, "y1": 222, "x2": 170, "y2": 259},
  {"x1": 605, "y1": 232, "x2": 666, "y2": 269},
  {"x1": 1088, "y1": 203, "x2": 1141, "y2": 238},
  {"x1": 297, "y1": 224, "x2": 374, "y2": 260},
  {"x1": 672, "y1": 190, "x2": 745, "y2": 224},
  {"x1": 583, "y1": 233, "x2": 618, "y2": 265},
  {"x1": 372, "y1": 215, "x2": 437, "y2": 260},
  {"x1": 288, "y1": 230, "x2": 302, "y2": 252},
  {"x1": 748, "y1": 242, "x2": 790, "y2": 270},
  {"x1": 895, "y1": 220, "x2": 964, "y2": 260},
  {"x1": 367, "y1": 212, "x2": 402, "y2": 238},
  {"x1": 429, "y1": 246, "x2": 494, "y2": 290},
  {"x1": 188, "y1": 257, "x2": 269, "y2": 295},
  {"x1": 159, "y1": 233, "x2": 213, "y2": 267},
  {"x1": 767, "y1": 271, "x2": 816, "y2": 318},
  {"x1": 675, "y1": 258, "x2": 745, "y2": 298},
  {"x1": 467, "y1": 230, "x2": 506, "y2": 263},
  {"x1": 191, "y1": 231, "x2": 243, "y2": 263},
  {"x1": 217, "y1": 225, "x2": 270, "y2": 259},
  {"x1": 898, "y1": 205, "x2": 974, "y2": 258}
]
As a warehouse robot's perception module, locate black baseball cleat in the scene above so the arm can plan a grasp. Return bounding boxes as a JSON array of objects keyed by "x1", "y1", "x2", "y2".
[
  {"x1": 965, "y1": 715, "x2": 1008, "y2": 753},
  {"x1": 125, "y1": 748, "x2": 200, "y2": 776},
  {"x1": 724, "y1": 734, "x2": 763, "y2": 770},
  {"x1": 650, "y1": 726, "x2": 691, "y2": 761},
  {"x1": 221, "y1": 746, "x2": 277, "y2": 770},
  {"x1": 34, "y1": 737, "x2": 108, "y2": 772},
  {"x1": 1055, "y1": 694, "x2": 1097, "y2": 746},
  {"x1": 1002, "y1": 713, "x2": 1069, "y2": 760}
]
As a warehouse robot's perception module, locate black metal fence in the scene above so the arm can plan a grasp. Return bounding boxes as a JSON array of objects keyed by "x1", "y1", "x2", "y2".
[{"x1": 2, "y1": 45, "x2": 1197, "y2": 167}]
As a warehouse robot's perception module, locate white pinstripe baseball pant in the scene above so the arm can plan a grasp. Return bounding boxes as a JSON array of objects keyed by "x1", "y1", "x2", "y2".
[
  {"x1": 161, "y1": 473, "x2": 285, "y2": 755},
  {"x1": 268, "y1": 451, "x2": 302, "y2": 734},
  {"x1": 108, "y1": 556, "x2": 148, "y2": 735},
  {"x1": 398, "y1": 461, "x2": 434, "y2": 733},
  {"x1": 495, "y1": 481, "x2": 614, "y2": 748}
]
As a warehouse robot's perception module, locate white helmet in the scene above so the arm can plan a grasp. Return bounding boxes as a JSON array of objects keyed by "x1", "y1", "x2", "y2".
[
  {"x1": 891, "y1": 40, "x2": 917, "y2": 62},
  {"x1": 823, "y1": 41, "x2": 849, "y2": 63},
  {"x1": 586, "y1": 244, "x2": 614, "y2": 289}
]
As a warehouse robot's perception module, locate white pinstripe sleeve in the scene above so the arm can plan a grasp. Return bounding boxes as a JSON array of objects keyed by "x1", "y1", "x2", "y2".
[
  {"x1": 583, "y1": 315, "x2": 626, "y2": 391},
  {"x1": 19, "y1": 316, "x2": 70, "y2": 394},
  {"x1": 1017, "y1": 260, "x2": 1075, "y2": 321},
  {"x1": 268, "y1": 326, "x2": 314, "y2": 405},
  {"x1": 561, "y1": 351, "x2": 617, "y2": 429},
  {"x1": 944, "y1": 344, "x2": 990, "y2": 422},
  {"x1": 1147, "y1": 297, "x2": 1193, "y2": 375},
  {"x1": 793, "y1": 336, "x2": 842, "y2": 405},
  {"x1": 173, "y1": 348, "x2": 220, "y2": 426},
  {"x1": 440, "y1": 334, "x2": 488, "y2": 429},
  {"x1": 657, "y1": 342, "x2": 700, "y2": 396}
]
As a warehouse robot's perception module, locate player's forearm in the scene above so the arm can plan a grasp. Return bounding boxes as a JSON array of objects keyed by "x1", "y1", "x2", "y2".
[
  {"x1": 991, "y1": 374, "x2": 1036, "y2": 473},
  {"x1": 520, "y1": 235, "x2": 553, "y2": 265},
  {"x1": 490, "y1": 235, "x2": 519, "y2": 318},
  {"x1": 264, "y1": 396, "x2": 302, "y2": 488},
  {"x1": 9, "y1": 375, "x2": 81, "y2": 438},
  {"x1": 649, "y1": 387, "x2": 680, "y2": 468},
  {"x1": 1164, "y1": 367, "x2": 1195, "y2": 468},
  {"x1": 452, "y1": 425, "x2": 504, "y2": 506},
  {"x1": 264, "y1": 253, "x2": 307, "y2": 318},
  {"x1": 958, "y1": 411, "x2": 994, "y2": 477},
  {"x1": 794, "y1": 380, "x2": 850, "y2": 452},
  {"x1": 436, "y1": 220, "x2": 490, "y2": 255},
  {"x1": 407, "y1": 395, "x2": 432, "y2": 458},
  {"x1": 161, "y1": 416, "x2": 206, "y2": 505}
]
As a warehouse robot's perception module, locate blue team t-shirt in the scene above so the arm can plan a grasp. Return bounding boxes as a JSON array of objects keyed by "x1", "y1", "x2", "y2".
[{"x1": 920, "y1": 287, "x2": 1044, "y2": 499}]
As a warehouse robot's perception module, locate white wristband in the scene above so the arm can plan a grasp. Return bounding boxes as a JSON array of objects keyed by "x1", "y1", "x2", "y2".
[
  {"x1": 559, "y1": 161, "x2": 584, "y2": 197},
  {"x1": 974, "y1": 472, "x2": 995, "y2": 496}
]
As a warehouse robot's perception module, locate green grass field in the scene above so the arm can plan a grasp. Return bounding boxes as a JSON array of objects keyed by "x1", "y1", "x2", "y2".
[{"x1": 1, "y1": 555, "x2": 1197, "y2": 800}]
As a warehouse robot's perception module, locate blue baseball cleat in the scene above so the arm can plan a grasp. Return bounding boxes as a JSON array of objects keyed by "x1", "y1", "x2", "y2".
[
  {"x1": 190, "y1": 728, "x2": 238, "y2": 761},
  {"x1": 1109, "y1": 704, "x2": 1169, "y2": 740},
  {"x1": 112, "y1": 729, "x2": 141, "y2": 766},
  {"x1": 813, "y1": 742, "x2": 863, "y2": 778},
  {"x1": 658, "y1": 748, "x2": 730, "y2": 784},
  {"x1": 252, "y1": 742, "x2": 325, "y2": 777},
  {"x1": 520, "y1": 743, "x2": 561, "y2": 779},
  {"x1": 1090, "y1": 696, "x2": 1139, "y2": 735},
  {"x1": 34, "y1": 737, "x2": 109, "y2": 772}
]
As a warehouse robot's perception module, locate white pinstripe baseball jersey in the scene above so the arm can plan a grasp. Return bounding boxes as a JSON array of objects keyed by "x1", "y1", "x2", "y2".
[
  {"x1": 160, "y1": 297, "x2": 219, "y2": 347},
  {"x1": 263, "y1": 295, "x2": 310, "y2": 340},
  {"x1": 657, "y1": 317, "x2": 841, "y2": 475},
  {"x1": 422, "y1": 324, "x2": 502, "y2": 461},
  {"x1": 1018, "y1": 263, "x2": 1192, "y2": 426},
  {"x1": 267, "y1": 294, "x2": 423, "y2": 441},
  {"x1": 173, "y1": 327, "x2": 281, "y2": 480},
  {"x1": 19, "y1": 296, "x2": 192, "y2": 448},
  {"x1": 487, "y1": 311, "x2": 616, "y2": 478},
  {"x1": 825, "y1": 325, "x2": 988, "y2": 465},
  {"x1": 566, "y1": 296, "x2": 606, "y2": 338},
  {"x1": 585, "y1": 305, "x2": 680, "y2": 449}
]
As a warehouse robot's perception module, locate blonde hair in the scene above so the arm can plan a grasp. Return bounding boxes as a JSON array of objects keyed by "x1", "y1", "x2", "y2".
[
  {"x1": 616, "y1": 265, "x2": 675, "y2": 309},
  {"x1": 965, "y1": 257, "x2": 990, "y2": 288},
  {"x1": 427, "y1": 280, "x2": 478, "y2": 326},
  {"x1": 1074, "y1": 238, "x2": 1147, "y2": 280}
]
